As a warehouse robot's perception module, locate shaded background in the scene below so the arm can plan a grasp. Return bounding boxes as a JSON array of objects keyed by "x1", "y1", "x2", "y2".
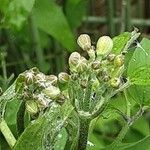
[{"x1": 0, "y1": 0, "x2": 150, "y2": 90}]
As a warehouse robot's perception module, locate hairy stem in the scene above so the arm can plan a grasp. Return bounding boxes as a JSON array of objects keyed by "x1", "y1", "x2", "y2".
[
  {"x1": 0, "y1": 119, "x2": 16, "y2": 148},
  {"x1": 78, "y1": 118, "x2": 90, "y2": 150}
]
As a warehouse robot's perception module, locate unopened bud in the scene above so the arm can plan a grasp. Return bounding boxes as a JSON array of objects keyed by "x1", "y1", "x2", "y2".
[
  {"x1": 69, "y1": 52, "x2": 81, "y2": 72},
  {"x1": 58, "y1": 72, "x2": 70, "y2": 84},
  {"x1": 46, "y1": 75, "x2": 58, "y2": 85},
  {"x1": 110, "y1": 78, "x2": 121, "y2": 88},
  {"x1": 43, "y1": 85, "x2": 60, "y2": 99},
  {"x1": 26, "y1": 100, "x2": 38, "y2": 115},
  {"x1": 107, "y1": 53, "x2": 116, "y2": 62},
  {"x1": 77, "y1": 34, "x2": 91, "y2": 51},
  {"x1": 114, "y1": 55, "x2": 124, "y2": 67},
  {"x1": 96, "y1": 36, "x2": 113, "y2": 56},
  {"x1": 92, "y1": 60, "x2": 101, "y2": 70},
  {"x1": 76, "y1": 57, "x2": 88, "y2": 73}
]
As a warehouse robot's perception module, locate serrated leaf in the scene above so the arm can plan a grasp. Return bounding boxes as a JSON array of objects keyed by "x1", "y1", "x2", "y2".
[
  {"x1": 128, "y1": 38, "x2": 150, "y2": 85},
  {"x1": 112, "y1": 32, "x2": 131, "y2": 54},
  {"x1": 33, "y1": 0, "x2": 76, "y2": 51},
  {"x1": 127, "y1": 38, "x2": 150, "y2": 105}
]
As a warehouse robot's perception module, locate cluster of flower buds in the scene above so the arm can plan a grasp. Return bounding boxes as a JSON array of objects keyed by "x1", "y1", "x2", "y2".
[
  {"x1": 69, "y1": 34, "x2": 126, "y2": 93},
  {"x1": 16, "y1": 68, "x2": 70, "y2": 116}
]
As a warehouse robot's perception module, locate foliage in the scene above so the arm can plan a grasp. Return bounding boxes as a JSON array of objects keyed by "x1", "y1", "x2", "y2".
[{"x1": 1, "y1": 28, "x2": 150, "y2": 150}]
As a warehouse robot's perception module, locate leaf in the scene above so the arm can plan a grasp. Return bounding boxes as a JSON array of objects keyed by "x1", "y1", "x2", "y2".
[
  {"x1": 13, "y1": 101, "x2": 74, "y2": 150},
  {"x1": 0, "y1": 82, "x2": 16, "y2": 119},
  {"x1": 128, "y1": 38, "x2": 150, "y2": 85},
  {"x1": 127, "y1": 38, "x2": 150, "y2": 105},
  {"x1": 54, "y1": 128, "x2": 67, "y2": 150},
  {"x1": 117, "y1": 136, "x2": 150, "y2": 150},
  {"x1": 33, "y1": 0, "x2": 76, "y2": 51},
  {"x1": 112, "y1": 32, "x2": 131, "y2": 54},
  {"x1": 65, "y1": 0, "x2": 88, "y2": 29},
  {"x1": 1, "y1": 0, "x2": 35, "y2": 28}
]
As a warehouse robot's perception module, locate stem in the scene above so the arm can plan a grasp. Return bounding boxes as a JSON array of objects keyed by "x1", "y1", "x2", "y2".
[
  {"x1": 106, "y1": 122, "x2": 129, "y2": 150},
  {"x1": 0, "y1": 119, "x2": 16, "y2": 148},
  {"x1": 124, "y1": 89, "x2": 131, "y2": 117},
  {"x1": 78, "y1": 118, "x2": 90, "y2": 150}
]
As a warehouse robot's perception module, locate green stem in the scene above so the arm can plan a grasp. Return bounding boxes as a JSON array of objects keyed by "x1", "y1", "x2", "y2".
[
  {"x1": 124, "y1": 89, "x2": 131, "y2": 117},
  {"x1": 106, "y1": 122, "x2": 129, "y2": 150},
  {"x1": 0, "y1": 119, "x2": 16, "y2": 148},
  {"x1": 78, "y1": 118, "x2": 90, "y2": 150}
]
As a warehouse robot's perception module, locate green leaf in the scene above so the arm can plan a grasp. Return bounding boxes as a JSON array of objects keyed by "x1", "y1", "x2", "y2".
[
  {"x1": 13, "y1": 101, "x2": 74, "y2": 150},
  {"x1": 127, "y1": 38, "x2": 150, "y2": 105},
  {"x1": 0, "y1": 82, "x2": 16, "y2": 119},
  {"x1": 128, "y1": 38, "x2": 150, "y2": 85},
  {"x1": 112, "y1": 32, "x2": 131, "y2": 54},
  {"x1": 117, "y1": 136, "x2": 150, "y2": 150},
  {"x1": 1, "y1": 0, "x2": 35, "y2": 29},
  {"x1": 33, "y1": 0, "x2": 76, "y2": 51},
  {"x1": 65, "y1": 0, "x2": 88, "y2": 29}
]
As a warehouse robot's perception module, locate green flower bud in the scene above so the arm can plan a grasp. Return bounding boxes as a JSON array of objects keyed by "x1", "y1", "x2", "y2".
[
  {"x1": 96, "y1": 36, "x2": 113, "y2": 56},
  {"x1": 43, "y1": 85, "x2": 60, "y2": 99},
  {"x1": 46, "y1": 75, "x2": 58, "y2": 85},
  {"x1": 69, "y1": 52, "x2": 81, "y2": 72},
  {"x1": 58, "y1": 72, "x2": 70, "y2": 84},
  {"x1": 107, "y1": 53, "x2": 116, "y2": 62},
  {"x1": 76, "y1": 56, "x2": 88, "y2": 73},
  {"x1": 26, "y1": 100, "x2": 38, "y2": 115},
  {"x1": 110, "y1": 78, "x2": 121, "y2": 88},
  {"x1": 77, "y1": 34, "x2": 91, "y2": 51},
  {"x1": 92, "y1": 60, "x2": 101, "y2": 70},
  {"x1": 114, "y1": 54, "x2": 124, "y2": 67}
]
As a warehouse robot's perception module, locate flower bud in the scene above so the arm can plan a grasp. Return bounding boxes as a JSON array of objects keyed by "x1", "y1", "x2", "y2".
[
  {"x1": 110, "y1": 78, "x2": 121, "y2": 88},
  {"x1": 77, "y1": 34, "x2": 91, "y2": 51},
  {"x1": 46, "y1": 75, "x2": 58, "y2": 86},
  {"x1": 92, "y1": 60, "x2": 101, "y2": 70},
  {"x1": 107, "y1": 53, "x2": 116, "y2": 62},
  {"x1": 76, "y1": 56, "x2": 88, "y2": 73},
  {"x1": 26, "y1": 100, "x2": 38, "y2": 115},
  {"x1": 69, "y1": 52, "x2": 81, "y2": 72},
  {"x1": 43, "y1": 85, "x2": 60, "y2": 99},
  {"x1": 96, "y1": 36, "x2": 113, "y2": 56},
  {"x1": 114, "y1": 54, "x2": 124, "y2": 67},
  {"x1": 58, "y1": 72, "x2": 70, "y2": 84}
]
